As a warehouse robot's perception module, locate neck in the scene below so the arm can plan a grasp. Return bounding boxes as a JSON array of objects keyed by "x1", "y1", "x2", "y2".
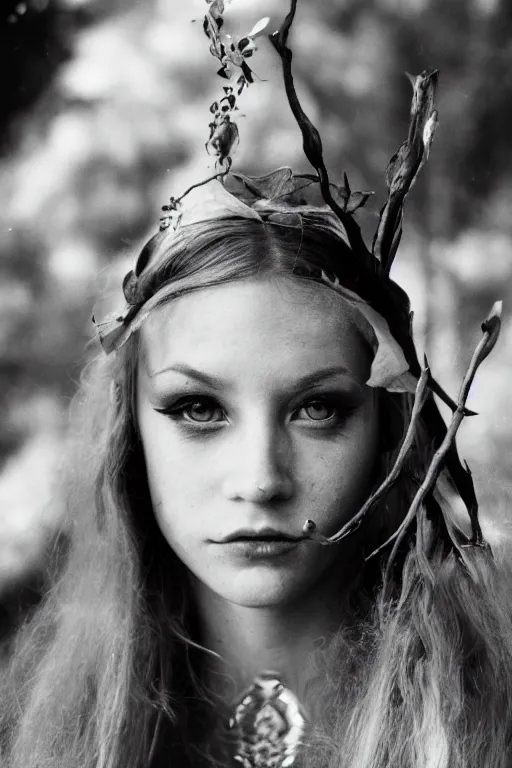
[{"x1": 189, "y1": 561, "x2": 358, "y2": 706}]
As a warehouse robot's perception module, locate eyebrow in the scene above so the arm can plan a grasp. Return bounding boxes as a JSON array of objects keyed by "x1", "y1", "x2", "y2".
[{"x1": 149, "y1": 363, "x2": 359, "y2": 391}]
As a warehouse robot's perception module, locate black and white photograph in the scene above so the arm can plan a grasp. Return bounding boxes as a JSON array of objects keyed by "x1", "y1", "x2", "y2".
[{"x1": 1, "y1": 1, "x2": 512, "y2": 766}]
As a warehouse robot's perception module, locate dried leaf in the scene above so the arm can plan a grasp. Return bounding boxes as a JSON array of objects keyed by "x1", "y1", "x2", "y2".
[
  {"x1": 247, "y1": 16, "x2": 270, "y2": 38},
  {"x1": 206, "y1": 119, "x2": 239, "y2": 163},
  {"x1": 423, "y1": 111, "x2": 438, "y2": 159},
  {"x1": 331, "y1": 178, "x2": 373, "y2": 214},
  {"x1": 373, "y1": 69, "x2": 439, "y2": 274},
  {"x1": 232, "y1": 167, "x2": 318, "y2": 203},
  {"x1": 207, "y1": 0, "x2": 225, "y2": 20},
  {"x1": 217, "y1": 65, "x2": 232, "y2": 79},
  {"x1": 122, "y1": 271, "x2": 139, "y2": 304},
  {"x1": 478, "y1": 300, "x2": 502, "y2": 364},
  {"x1": 240, "y1": 61, "x2": 255, "y2": 84}
]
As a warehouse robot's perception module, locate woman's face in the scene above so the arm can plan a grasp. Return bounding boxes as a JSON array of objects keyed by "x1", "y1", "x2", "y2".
[{"x1": 137, "y1": 276, "x2": 380, "y2": 608}]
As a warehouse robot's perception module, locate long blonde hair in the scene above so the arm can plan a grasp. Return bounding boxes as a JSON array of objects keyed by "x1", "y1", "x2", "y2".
[{"x1": 2, "y1": 211, "x2": 512, "y2": 768}]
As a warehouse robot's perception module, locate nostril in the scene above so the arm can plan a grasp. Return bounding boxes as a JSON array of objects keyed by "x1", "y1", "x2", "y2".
[{"x1": 222, "y1": 476, "x2": 294, "y2": 503}]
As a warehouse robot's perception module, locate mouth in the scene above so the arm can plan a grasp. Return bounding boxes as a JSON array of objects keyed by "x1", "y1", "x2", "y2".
[
  {"x1": 216, "y1": 532, "x2": 301, "y2": 560},
  {"x1": 217, "y1": 527, "x2": 302, "y2": 544}
]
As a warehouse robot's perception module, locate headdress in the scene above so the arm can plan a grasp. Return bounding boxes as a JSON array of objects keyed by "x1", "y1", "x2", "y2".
[{"x1": 92, "y1": 0, "x2": 502, "y2": 577}]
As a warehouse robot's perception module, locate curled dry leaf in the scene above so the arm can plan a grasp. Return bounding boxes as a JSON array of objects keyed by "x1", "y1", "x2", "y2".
[
  {"x1": 206, "y1": 119, "x2": 239, "y2": 165},
  {"x1": 373, "y1": 69, "x2": 439, "y2": 274},
  {"x1": 478, "y1": 300, "x2": 502, "y2": 364}
]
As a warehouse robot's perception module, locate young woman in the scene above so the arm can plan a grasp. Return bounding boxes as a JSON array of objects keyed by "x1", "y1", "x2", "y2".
[
  {"x1": 2, "y1": 0, "x2": 512, "y2": 765},
  {"x1": 1, "y1": 180, "x2": 512, "y2": 768}
]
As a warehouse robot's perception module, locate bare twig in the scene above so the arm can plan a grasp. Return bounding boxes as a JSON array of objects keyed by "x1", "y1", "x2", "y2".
[{"x1": 177, "y1": 169, "x2": 231, "y2": 202}]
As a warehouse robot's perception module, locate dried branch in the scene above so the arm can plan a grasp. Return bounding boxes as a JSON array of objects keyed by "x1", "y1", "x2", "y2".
[
  {"x1": 302, "y1": 302, "x2": 502, "y2": 554},
  {"x1": 365, "y1": 301, "x2": 502, "y2": 567},
  {"x1": 373, "y1": 70, "x2": 439, "y2": 274},
  {"x1": 268, "y1": 0, "x2": 375, "y2": 272}
]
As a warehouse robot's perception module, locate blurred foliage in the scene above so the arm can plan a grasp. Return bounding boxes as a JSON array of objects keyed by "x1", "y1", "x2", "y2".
[
  {"x1": 1, "y1": 0, "x2": 512, "y2": 613},
  {"x1": 0, "y1": 0, "x2": 85, "y2": 151}
]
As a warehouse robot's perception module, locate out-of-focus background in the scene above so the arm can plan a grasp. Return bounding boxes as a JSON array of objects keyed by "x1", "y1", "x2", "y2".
[{"x1": 1, "y1": 0, "x2": 512, "y2": 652}]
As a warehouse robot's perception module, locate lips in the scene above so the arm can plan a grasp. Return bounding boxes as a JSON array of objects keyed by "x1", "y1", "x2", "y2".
[{"x1": 217, "y1": 527, "x2": 302, "y2": 543}]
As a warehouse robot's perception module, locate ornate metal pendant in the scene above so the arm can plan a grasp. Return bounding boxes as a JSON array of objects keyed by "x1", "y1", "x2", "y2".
[{"x1": 228, "y1": 671, "x2": 308, "y2": 768}]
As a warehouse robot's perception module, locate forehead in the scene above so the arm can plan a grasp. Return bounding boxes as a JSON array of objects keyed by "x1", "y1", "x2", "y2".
[{"x1": 139, "y1": 277, "x2": 372, "y2": 383}]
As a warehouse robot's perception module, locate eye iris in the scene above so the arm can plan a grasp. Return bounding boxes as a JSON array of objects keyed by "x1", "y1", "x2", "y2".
[
  {"x1": 305, "y1": 401, "x2": 332, "y2": 420},
  {"x1": 187, "y1": 401, "x2": 217, "y2": 422}
]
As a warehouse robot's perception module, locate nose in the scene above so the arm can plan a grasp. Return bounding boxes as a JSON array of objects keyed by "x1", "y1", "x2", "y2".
[{"x1": 222, "y1": 416, "x2": 294, "y2": 503}]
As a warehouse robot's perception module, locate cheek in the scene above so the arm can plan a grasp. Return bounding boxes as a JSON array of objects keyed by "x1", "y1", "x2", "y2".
[
  {"x1": 297, "y1": 408, "x2": 379, "y2": 522},
  {"x1": 137, "y1": 414, "x2": 198, "y2": 531},
  {"x1": 137, "y1": 410, "x2": 226, "y2": 555},
  {"x1": 143, "y1": 446, "x2": 208, "y2": 565}
]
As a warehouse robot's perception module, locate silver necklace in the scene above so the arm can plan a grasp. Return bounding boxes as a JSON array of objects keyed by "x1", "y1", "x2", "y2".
[{"x1": 228, "y1": 671, "x2": 308, "y2": 768}]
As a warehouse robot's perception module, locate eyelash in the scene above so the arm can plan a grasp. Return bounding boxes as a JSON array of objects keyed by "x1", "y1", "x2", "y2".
[{"x1": 155, "y1": 394, "x2": 355, "y2": 430}]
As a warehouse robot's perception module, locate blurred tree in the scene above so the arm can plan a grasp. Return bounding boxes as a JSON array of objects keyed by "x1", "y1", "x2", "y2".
[
  {"x1": 0, "y1": 0, "x2": 85, "y2": 462},
  {"x1": 0, "y1": 0, "x2": 85, "y2": 153}
]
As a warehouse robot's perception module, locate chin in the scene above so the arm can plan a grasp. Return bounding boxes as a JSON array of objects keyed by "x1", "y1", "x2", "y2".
[{"x1": 214, "y1": 567, "x2": 315, "y2": 608}]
